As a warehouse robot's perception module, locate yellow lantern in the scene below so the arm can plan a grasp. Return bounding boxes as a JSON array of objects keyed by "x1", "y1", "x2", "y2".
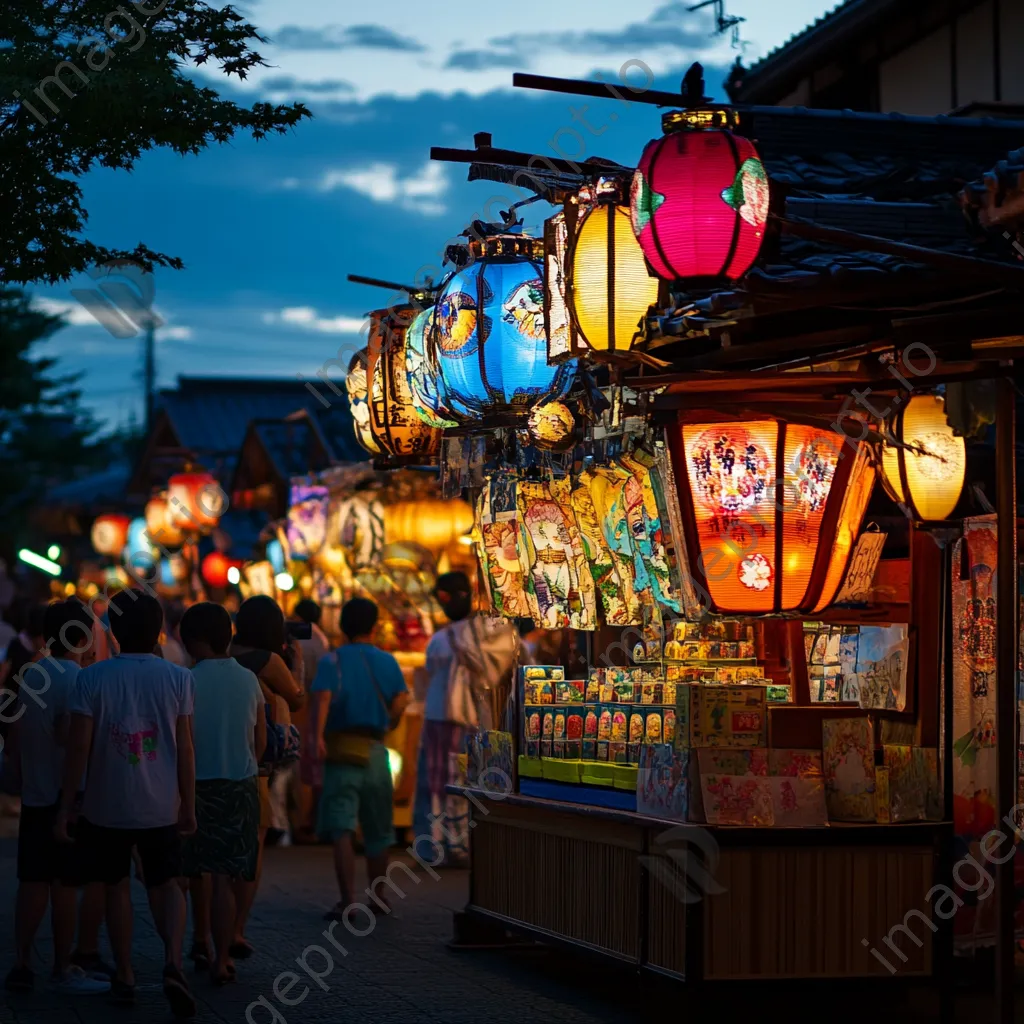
[
  {"x1": 668, "y1": 417, "x2": 873, "y2": 615},
  {"x1": 527, "y1": 401, "x2": 575, "y2": 451},
  {"x1": 384, "y1": 499, "x2": 473, "y2": 552},
  {"x1": 881, "y1": 393, "x2": 965, "y2": 521},
  {"x1": 367, "y1": 307, "x2": 442, "y2": 460},
  {"x1": 145, "y1": 497, "x2": 183, "y2": 548},
  {"x1": 569, "y1": 202, "x2": 659, "y2": 352},
  {"x1": 345, "y1": 348, "x2": 381, "y2": 455}
]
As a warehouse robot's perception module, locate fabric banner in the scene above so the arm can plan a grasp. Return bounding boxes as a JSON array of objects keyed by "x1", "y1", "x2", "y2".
[{"x1": 951, "y1": 516, "x2": 1024, "y2": 949}]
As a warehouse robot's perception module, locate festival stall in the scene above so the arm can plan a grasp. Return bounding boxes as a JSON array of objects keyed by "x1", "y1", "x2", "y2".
[{"x1": 332, "y1": 67, "x2": 1024, "y2": 991}]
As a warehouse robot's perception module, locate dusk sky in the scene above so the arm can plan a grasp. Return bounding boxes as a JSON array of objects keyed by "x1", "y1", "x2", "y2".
[{"x1": 37, "y1": 0, "x2": 839, "y2": 430}]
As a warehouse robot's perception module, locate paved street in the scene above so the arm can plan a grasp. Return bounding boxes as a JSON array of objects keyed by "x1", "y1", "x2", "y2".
[{"x1": 0, "y1": 834, "x2": 641, "y2": 1024}]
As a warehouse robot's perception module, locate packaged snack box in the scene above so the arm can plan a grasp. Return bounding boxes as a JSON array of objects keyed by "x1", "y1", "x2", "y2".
[
  {"x1": 628, "y1": 708, "x2": 645, "y2": 745},
  {"x1": 597, "y1": 706, "x2": 613, "y2": 741},
  {"x1": 663, "y1": 681, "x2": 677, "y2": 705},
  {"x1": 553, "y1": 710, "x2": 567, "y2": 742},
  {"x1": 691, "y1": 685, "x2": 767, "y2": 748},
  {"x1": 553, "y1": 740, "x2": 566, "y2": 759},
  {"x1": 610, "y1": 742, "x2": 629, "y2": 764},
  {"x1": 585, "y1": 671, "x2": 602, "y2": 702},
  {"x1": 524, "y1": 665, "x2": 564, "y2": 681},
  {"x1": 613, "y1": 680, "x2": 636, "y2": 704},
  {"x1": 738, "y1": 641, "x2": 755, "y2": 659},
  {"x1": 542, "y1": 710, "x2": 555, "y2": 742},
  {"x1": 555, "y1": 680, "x2": 585, "y2": 704},
  {"x1": 662, "y1": 707, "x2": 677, "y2": 745},
  {"x1": 640, "y1": 682, "x2": 664, "y2": 705},
  {"x1": 599, "y1": 682, "x2": 615, "y2": 702},
  {"x1": 566, "y1": 709, "x2": 584, "y2": 758},
  {"x1": 596, "y1": 740, "x2": 610, "y2": 762},
  {"x1": 525, "y1": 710, "x2": 542, "y2": 743},
  {"x1": 610, "y1": 708, "x2": 629, "y2": 743},
  {"x1": 524, "y1": 679, "x2": 554, "y2": 705},
  {"x1": 644, "y1": 708, "x2": 664, "y2": 745},
  {"x1": 583, "y1": 706, "x2": 599, "y2": 740},
  {"x1": 525, "y1": 740, "x2": 540, "y2": 759},
  {"x1": 766, "y1": 684, "x2": 791, "y2": 703},
  {"x1": 540, "y1": 740, "x2": 553, "y2": 758}
]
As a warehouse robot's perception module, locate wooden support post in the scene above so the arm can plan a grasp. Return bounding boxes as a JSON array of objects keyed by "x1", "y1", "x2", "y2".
[{"x1": 995, "y1": 375, "x2": 1017, "y2": 1024}]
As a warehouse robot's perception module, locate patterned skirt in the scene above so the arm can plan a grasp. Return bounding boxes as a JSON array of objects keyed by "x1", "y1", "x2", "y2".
[{"x1": 183, "y1": 777, "x2": 260, "y2": 881}]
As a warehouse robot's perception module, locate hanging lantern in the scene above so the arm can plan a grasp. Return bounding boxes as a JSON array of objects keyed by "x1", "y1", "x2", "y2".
[
  {"x1": 367, "y1": 306, "x2": 442, "y2": 459},
  {"x1": 432, "y1": 234, "x2": 577, "y2": 421},
  {"x1": 91, "y1": 514, "x2": 131, "y2": 557},
  {"x1": 668, "y1": 417, "x2": 875, "y2": 615},
  {"x1": 123, "y1": 517, "x2": 157, "y2": 574},
  {"x1": 345, "y1": 348, "x2": 381, "y2": 454},
  {"x1": 168, "y1": 471, "x2": 225, "y2": 531},
  {"x1": 201, "y1": 551, "x2": 234, "y2": 588},
  {"x1": 384, "y1": 498, "x2": 474, "y2": 553},
  {"x1": 527, "y1": 401, "x2": 576, "y2": 451},
  {"x1": 631, "y1": 110, "x2": 768, "y2": 282},
  {"x1": 544, "y1": 187, "x2": 594, "y2": 362},
  {"x1": 881, "y1": 393, "x2": 966, "y2": 521},
  {"x1": 266, "y1": 538, "x2": 286, "y2": 574},
  {"x1": 145, "y1": 496, "x2": 183, "y2": 548},
  {"x1": 405, "y1": 306, "x2": 457, "y2": 429},
  {"x1": 286, "y1": 484, "x2": 330, "y2": 560},
  {"x1": 568, "y1": 201, "x2": 659, "y2": 352}
]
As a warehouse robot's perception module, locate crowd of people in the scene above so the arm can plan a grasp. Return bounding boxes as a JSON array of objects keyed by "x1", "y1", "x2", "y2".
[{"x1": 0, "y1": 570, "x2": 516, "y2": 1018}]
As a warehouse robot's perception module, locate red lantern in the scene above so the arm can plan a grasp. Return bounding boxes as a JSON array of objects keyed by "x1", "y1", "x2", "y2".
[
  {"x1": 168, "y1": 472, "x2": 225, "y2": 531},
  {"x1": 631, "y1": 125, "x2": 768, "y2": 281},
  {"x1": 201, "y1": 551, "x2": 236, "y2": 588},
  {"x1": 91, "y1": 514, "x2": 132, "y2": 557}
]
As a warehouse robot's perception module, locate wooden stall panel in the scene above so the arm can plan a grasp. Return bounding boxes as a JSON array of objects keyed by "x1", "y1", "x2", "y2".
[
  {"x1": 471, "y1": 815, "x2": 641, "y2": 961},
  {"x1": 646, "y1": 855, "x2": 688, "y2": 977},
  {"x1": 704, "y1": 846, "x2": 934, "y2": 979}
]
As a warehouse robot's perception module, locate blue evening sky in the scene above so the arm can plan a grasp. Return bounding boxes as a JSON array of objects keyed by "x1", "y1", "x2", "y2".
[{"x1": 35, "y1": 0, "x2": 839, "y2": 429}]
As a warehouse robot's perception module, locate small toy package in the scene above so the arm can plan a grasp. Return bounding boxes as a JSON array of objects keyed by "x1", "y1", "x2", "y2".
[
  {"x1": 555, "y1": 680, "x2": 586, "y2": 704},
  {"x1": 565, "y1": 708, "x2": 584, "y2": 759}
]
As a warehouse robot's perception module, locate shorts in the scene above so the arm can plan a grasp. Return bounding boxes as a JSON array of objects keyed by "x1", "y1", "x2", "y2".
[
  {"x1": 183, "y1": 778, "x2": 260, "y2": 881},
  {"x1": 258, "y1": 776, "x2": 272, "y2": 830},
  {"x1": 317, "y1": 743, "x2": 394, "y2": 857},
  {"x1": 17, "y1": 803, "x2": 90, "y2": 886},
  {"x1": 76, "y1": 818, "x2": 182, "y2": 888}
]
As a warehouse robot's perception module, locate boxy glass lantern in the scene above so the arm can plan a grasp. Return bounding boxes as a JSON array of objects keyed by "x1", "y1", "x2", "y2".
[
  {"x1": 881, "y1": 393, "x2": 965, "y2": 521},
  {"x1": 631, "y1": 109, "x2": 768, "y2": 282},
  {"x1": 366, "y1": 306, "x2": 442, "y2": 460},
  {"x1": 432, "y1": 234, "x2": 577, "y2": 421},
  {"x1": 668, "y1": 417, "x2": 871, "y2": 614}
]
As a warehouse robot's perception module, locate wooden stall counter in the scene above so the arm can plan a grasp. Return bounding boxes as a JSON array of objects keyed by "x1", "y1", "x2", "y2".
[{"x1": 450, "y1": 786, "x2": 951, "y2": 986}]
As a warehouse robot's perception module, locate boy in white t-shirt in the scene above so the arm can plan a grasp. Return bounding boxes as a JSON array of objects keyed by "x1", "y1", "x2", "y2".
[{"x1": 57, "y1": 590, "x2": 197, "y2": 1017}]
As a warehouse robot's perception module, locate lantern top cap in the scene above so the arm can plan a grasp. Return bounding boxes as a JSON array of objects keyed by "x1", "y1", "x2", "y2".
[
  {"x1": 659, "y1": 63, "x2": 740, "y2": 135},
  {"x1": 445, "y1": 232, "x2": 544, "y2": 268}
]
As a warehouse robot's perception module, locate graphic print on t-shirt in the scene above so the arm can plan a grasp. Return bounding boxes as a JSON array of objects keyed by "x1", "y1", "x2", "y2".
[{"x1": 111, "y1": 721, "x2": 158, "y2": 766}]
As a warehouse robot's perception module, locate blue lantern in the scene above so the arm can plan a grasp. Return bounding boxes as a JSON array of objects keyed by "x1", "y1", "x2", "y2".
[
  {"x1": 432, "y1": 236, "x2": 576, "y2": 420},
  {"x1": 124, "y1": 517, "x2": 157, "y2": 575},
  {"x1": 266, "y1": 538, "x2": 285, "y2": 574},
  {"x1": 405, "y1": 307, "x2": 457, "y2": 429}
]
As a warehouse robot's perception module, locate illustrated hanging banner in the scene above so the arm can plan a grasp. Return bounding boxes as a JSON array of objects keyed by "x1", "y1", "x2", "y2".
[{"x1": 833, "y1": 530, "x2": 887, "y2": 605}]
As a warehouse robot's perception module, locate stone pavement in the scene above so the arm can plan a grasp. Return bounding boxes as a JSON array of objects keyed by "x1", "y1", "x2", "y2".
[{"x1": 0, "y1": 836, "x2": 640, "y2": 1024}]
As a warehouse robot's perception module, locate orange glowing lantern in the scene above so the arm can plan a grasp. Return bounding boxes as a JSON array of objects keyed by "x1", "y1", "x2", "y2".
[
  {"x1": 91, "y1": 514, "x2": 132, "y2": 557},
  {"x1": 168, "y1": 472, "x2": 225, "y2": 532},
  {"x1": 201, "y1": 551, "x2": 235, "y2": 588},
  {"x1": 668, "y1": 417, "x2": 876, "y2": 614},
  {"x1": 145, "y1": 497, "x2": 184, "y2": 548}
]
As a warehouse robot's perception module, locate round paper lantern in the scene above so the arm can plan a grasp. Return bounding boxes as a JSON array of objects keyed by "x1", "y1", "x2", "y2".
[
  {"x1": 124, "y1": 517, "x2": 157, "y2": 574},
  {"x1": 527, "y1": 401, "x2": 575, "y2": 451},
  {"x1": 201, "y1": 551, "x2": 233, "y2": 588},
  {"x1": 881, "y1": 393, "x2": 965, "y2": 521},
  {"x1": 266, "y1": 538, "x2": 285, "y2": 574},
  {"x1": 432, "y1": 236, "x2": 577, "y2": 420},
  {"x1": 145, "y1": 497, "x2": 183, "y2": 548},
  {"x1": 631, "y1": 126, "x2": 768, "y2": 281},
  {"x1": 569, "y1": 203, "x2": 659, "y2": 352},
  {"x1": 668, "y1": 417, "x2": 874, "y2": 615},
  {"x1": 405, "y1": 307, "x2": 457, "y2": 428},
  {"x1": 91, "y1": 514, "x2": 131, "y2": 557},
  {"x1": 168, "y1": 472, "x2": 225, "y2": 531},
  {"x1": 345, "y1": 348, "x2": 381, "y2": 454},
  {"x1": 384, "y1": 499, "x2": 474, "y2": 553},
  {"x1": 367, "y1": 307, "x2": 442, "y2": 459}
]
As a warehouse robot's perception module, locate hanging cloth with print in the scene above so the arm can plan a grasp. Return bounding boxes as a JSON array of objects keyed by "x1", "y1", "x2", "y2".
[
  {"x1": 476, "y1": 476, "x2": 538, "y2": 621},
  {"x1": 570, "y1": 475, "x2": 632, "y2": 626},
  {"x1": 517, "y1": 478, "x2": 597, "y2": 631},
  {"x1": 619, "y1": 450, "x2": 683, "y2": 616}
]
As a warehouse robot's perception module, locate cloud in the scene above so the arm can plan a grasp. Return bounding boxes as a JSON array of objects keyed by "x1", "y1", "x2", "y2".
[
  {"x1": 161, "y1": 326, "x2": 193, "y2": 341},
  {"x1": 33, "y1": 297, "x2": 105, "y2": 327},
  {"x1": 445, "y1": 49, "x2": 525, "y2": 72},
  {"x1": 260, "y1": 75, "x2": 356, "y2": 95},
  {"x1": 273, "y1": 24, "x2": 426, "y2": 53},
  {"x1": 453, "y1": 2, "x2": 716, "y2": 71},
  {"x1": 262, "y1": 307, "x2": 367, "y2": 334},
  {"x1": 284, "y1": 161, "x2": 449, "y2": 216}
]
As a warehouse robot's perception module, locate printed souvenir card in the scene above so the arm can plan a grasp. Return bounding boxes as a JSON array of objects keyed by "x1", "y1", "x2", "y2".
[
  {"x1": 698, "y1": 748, "x2": 769, "y2": 777},
  {"x1": 636, "y1": 745, "x2": 689, "y2": 821},
  {"x1": 769, "y1": 749, "x2": 824, "y2": 779},
  {"x1": 822, "y1": 717, "x2": 876, "y2": 822},
  {"x1": 692, "y1": 686, "x2": 767, "y2": 748},
  {"x1": 884, "y1": 745, "x2": 926, "y2": 822},
  {"x1": 853, "y1": 625, "x2": 910, "y2": 712},
  {"x1": 768, "y1": 776, "x2": 829, "y2": 827}
]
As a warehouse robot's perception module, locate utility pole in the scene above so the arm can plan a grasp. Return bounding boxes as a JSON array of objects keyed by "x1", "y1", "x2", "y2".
[{"x1": 143, "y1": 317, "x2": 156, "y2": 436}]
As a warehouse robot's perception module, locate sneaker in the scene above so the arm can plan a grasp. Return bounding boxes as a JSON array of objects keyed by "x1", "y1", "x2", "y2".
[
  {"x1": 162, "y1": 964, "x2": 197, "y2": 1019},
  {"x1": 71, "y1": 953, "x2": 116, "y2": 981},
  {"x1": 4, "y1": 964, "x2": 33, "y2": 992},
  {"x1": 55, "y1": 965, "x2": 111, "y2": 995},
  {"x1": 277, "y1": 831, "x2": 292, "y2": 848}
]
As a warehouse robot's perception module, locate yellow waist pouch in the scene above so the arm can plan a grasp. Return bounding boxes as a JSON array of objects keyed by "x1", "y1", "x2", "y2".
[{"x1": 324, "y1": 732, "x2": 377, "y2": 767}]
